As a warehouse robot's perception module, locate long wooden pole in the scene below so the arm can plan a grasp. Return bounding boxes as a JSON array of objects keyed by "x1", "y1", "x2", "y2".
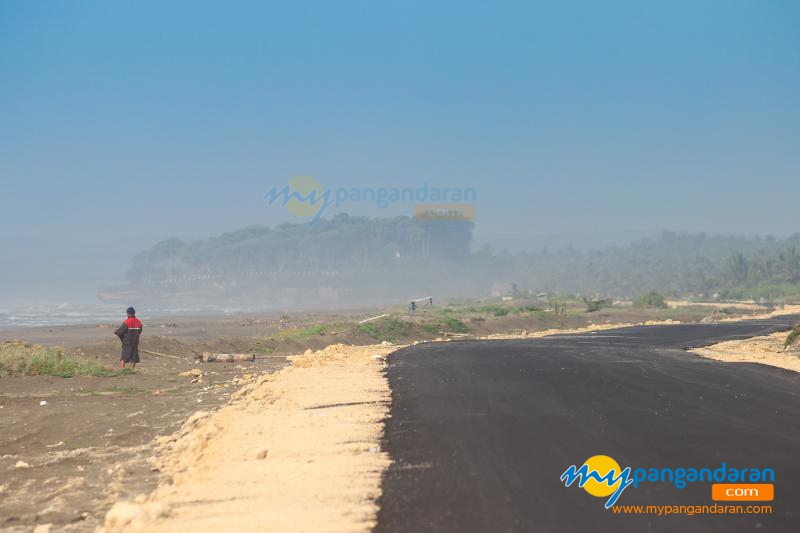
[{"x1": 140, "y1": 349, "x2": 183, "y2": 360}]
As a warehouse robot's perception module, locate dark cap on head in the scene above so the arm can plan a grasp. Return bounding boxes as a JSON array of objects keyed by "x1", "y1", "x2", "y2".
[{"x1": 126, "y1": 307, "x2": 136, "y2": 316}]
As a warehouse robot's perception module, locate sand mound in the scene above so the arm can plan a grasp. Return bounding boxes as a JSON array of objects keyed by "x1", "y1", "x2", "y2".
[
  {"x1": 100, "y1": 342, "x2": 400, "y2": 532},
  {"x1": 691, "y1": 331, "x2": 800, "y2": 372},
  {"x1": 710, "y1": 304, "x2": 800, "y2": 322},
  {"x1": 479, "y1": 320, "x2": 683, "y2": 340}
]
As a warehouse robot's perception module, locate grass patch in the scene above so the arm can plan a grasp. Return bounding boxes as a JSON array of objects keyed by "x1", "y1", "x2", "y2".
[
  {"x1": 274, "y1": 324, "x2": 329, "y2": 342},
  {"x1": 419, "y1": 317, "x2": 470, "y2": 335},
  {"x1": 461, "y1": 304, "x2": 511, "y2": 316},
  {"x1": 441, "y1": 317, "x2": 470, "y2": 333},
  {"x1": 252, "y1": 341, "x2": 275, "y2": 355},
  {"x1": 420, "y1": 323, "x2": 440, "y2": 334},
  {"x1": 479, "y1": 304, "x2": 509, "y2": 317},
  {"x1": 457, "y1": 303, "x2": 542, "y2": 317},
  {"x1": 356, "y1": 322, "x2": 378, "y2": 337},
  {"x1": 0, "y1": 341, "x2": 127, "y2": 378},
  {"x1": 356, "y1": 317, "x2": 413, "y2": 342}
]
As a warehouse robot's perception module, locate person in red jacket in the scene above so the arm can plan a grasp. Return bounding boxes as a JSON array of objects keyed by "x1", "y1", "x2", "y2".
[{"x1": 114, "y1": 307, "x2": 143, "y2": 369}]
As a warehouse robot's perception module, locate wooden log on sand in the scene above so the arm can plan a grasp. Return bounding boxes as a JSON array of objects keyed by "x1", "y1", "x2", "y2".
[{"x1": 195, "y1": 352, "x2": 256, "y2": 363}]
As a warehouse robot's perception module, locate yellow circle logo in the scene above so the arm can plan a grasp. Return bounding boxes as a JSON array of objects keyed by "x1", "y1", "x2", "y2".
[
  {"x1": 284, "y1": 175, "x2": 324, "y2": 217},
  {"x1": 582, "y1": 455, "x2": 622, "y2": 497}
]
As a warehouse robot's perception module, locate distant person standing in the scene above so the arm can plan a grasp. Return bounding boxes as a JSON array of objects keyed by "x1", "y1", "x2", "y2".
[{"x1": 114, "y1": 307, "x2": 142, "y2": 369}]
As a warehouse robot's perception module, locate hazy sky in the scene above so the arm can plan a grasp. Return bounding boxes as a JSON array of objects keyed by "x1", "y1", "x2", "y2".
[{"x1": 1, "y1": 0, "x2": 798, "y2": 301}]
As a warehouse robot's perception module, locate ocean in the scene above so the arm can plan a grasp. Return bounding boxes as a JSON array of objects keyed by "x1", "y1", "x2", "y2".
[{"x1": 0, "y1": 302, "x2": 282, "y2": 331}]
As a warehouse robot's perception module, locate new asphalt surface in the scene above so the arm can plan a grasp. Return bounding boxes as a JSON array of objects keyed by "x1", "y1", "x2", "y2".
[{"x1": 376, "y1": 317, "x2": 800, "y2": 533}]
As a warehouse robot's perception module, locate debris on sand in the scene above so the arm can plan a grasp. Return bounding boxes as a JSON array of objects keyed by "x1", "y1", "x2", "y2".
[
  {"x1": 195, "y1": 352, "x2": 255, "y2": 363},
  {"x1": 14, "y1": 460, "x2": 31, "y2": 469},
  {"x1": 101, "y1": 501, "x2": 169, "y2": 532},
  {"x1": 644, "y1": 318, "x2": 681, "y2": 325},
  {"x1": 231, "y1": 373, "x2": 256, "y2": 386},
  {"x1": 178, "y1": 368, "x2": 204, "y2": 379}
]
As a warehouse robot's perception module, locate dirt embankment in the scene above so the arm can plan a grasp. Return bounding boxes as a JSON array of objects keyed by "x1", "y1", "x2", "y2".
[
  {"x1": 100, "y1": 342, "x2": 399, "y2": 533},
  {"x1": 691, "y1": 332, "x2": 800, "y2": 372}
]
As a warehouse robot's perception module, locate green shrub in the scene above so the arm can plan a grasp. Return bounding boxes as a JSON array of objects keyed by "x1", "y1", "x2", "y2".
[
  {"x1": 356, "y1": 317, "x2": 413, "y2": 342},
  {"x1": 583, "y1": 298, "x2": 613, "y2": 312},
  {"x1": 0, "y1": 341, "x2": 125, "y2": 377},
  {"x1": 253, "y1": 343, "x2": 275, "y2": 355},
  {"x1": 441, "y1": 317, "x2": 470, "y2": 333},
  {"x1": 633, "y1": 291, "x2": 668, "y2": 309},
  {"x1": 420, "y1": 323, "x2": 441, "y2": 334},
  {"x1": 417, "y1": 317, "x2": 470, "y2": 335},
  {"x1": 356, "y1": 322, "x2": 378, "y2": 337},
  {"x1": 548, "y1": 298, "x2": 568, "y2": 316},
  {"x1": 479, "y1": 304, "x2": 510, "y2": 317},
  {"x1": 276, "y1": 324, "x2": 329, "y2": 341}
]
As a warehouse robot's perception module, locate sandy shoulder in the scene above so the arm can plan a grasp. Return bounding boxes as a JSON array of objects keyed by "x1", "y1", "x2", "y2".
[
  {"x1": 713, "y1": 304, "x2": 800, "y2": 322},
  {"x1": 479, "y1": 319, "x2": 683, "y2": 340},
  {"x1": 691, "y1": 331, "x2": 800, "y2": 372},
  {"x1": 101, "y1": 343, "x2": 400, "y2": 533},
  {"x1": 480, "y1": 304, "x2": 800, "y2": 341}
]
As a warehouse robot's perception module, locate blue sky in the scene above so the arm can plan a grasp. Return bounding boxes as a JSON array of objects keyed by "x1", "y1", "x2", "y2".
[{"x1": 1, "y1": 0, "x2": 798, "y2": 301}]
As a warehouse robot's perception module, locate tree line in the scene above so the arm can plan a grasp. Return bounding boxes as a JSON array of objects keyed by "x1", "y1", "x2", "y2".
[{"x1": 126, "y1": 216, "x2": 800, "y2": 300}]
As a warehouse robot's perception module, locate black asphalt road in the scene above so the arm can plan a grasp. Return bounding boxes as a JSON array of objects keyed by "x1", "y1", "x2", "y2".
[{"x1": 376, "y1": 317, "x2": 800, "y2": 533}]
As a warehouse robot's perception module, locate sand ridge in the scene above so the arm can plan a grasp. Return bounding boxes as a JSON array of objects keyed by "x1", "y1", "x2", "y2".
[
  {"x1": 100, "y1": 342, "x2": 401, "y2": 532},
  {"x1": 691, "y1": 331, "x2": 800, "y2": 372},
  {"x1": 478, "y1": 319, "x2": 683, "y2": 340},
  {"x1": 479, "y1": 304, "x2": 800, "y2": 341}
]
